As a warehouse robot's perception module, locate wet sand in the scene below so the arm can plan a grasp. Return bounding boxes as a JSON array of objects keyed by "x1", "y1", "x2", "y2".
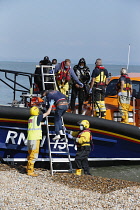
[{"x1": 90, "y1": 164, "x2": 140, "y2": 183}]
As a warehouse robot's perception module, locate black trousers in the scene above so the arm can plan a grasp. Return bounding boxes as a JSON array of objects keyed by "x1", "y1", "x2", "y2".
[
  {"x1": 70, "y1": 85, "x2": 85, "y2": 114},
  {"x1": 93, "y1": 86, "x2": 105, "y2": 101},
  {"x1": 92, "y1": 86, "x2": 106, "y2": 117},
  {"x1": 75, "y1": 146, "x2": 91, "y2": 173}
]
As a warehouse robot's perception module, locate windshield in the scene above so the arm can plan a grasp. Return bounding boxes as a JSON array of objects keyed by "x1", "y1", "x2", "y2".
[
  {"x1": 106, "y1": 79, "x2": 140, "y2": 99},
  {"x1": 132, "y1": 80, "x2": 140, "y2": 98},
  {"x1": 106, "y1": 79, "x2": 118, "y2": 97}
]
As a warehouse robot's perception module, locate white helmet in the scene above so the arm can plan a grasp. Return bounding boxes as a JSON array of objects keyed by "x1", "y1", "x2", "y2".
[{"x1": 120, "y1": 68, "x2": 127, "y2": 75}]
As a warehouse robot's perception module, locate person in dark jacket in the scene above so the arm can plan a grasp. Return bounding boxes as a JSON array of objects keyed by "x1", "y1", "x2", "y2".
[
  {"x1": 43, "y1": 90, "x2": 68, "y2": 140},
  {"x1": 34, "y1": 56, "x2": 53, "y2": 91},
  {"x1": 70, "y1": 58, "x2": 90, "y2": 114},
  {"x1": 52, "y1": 59, "x2": 57, "y2": 66},
  {"x1": 89, "y1": 58, "x2": 108, "y2": 118},
  {"x1": 39, "y1": 56, "x2": 52, "y2": 65}
]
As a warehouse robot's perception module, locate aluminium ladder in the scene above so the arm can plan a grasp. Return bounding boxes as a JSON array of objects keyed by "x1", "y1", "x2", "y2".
[{"x1": 40, "y1": 65, "x2": 73, "y2": 175}]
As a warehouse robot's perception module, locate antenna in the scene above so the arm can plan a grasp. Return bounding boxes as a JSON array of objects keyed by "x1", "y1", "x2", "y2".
[{"x1": 127, "y1": 44, "x2": 131, "y2": 71}]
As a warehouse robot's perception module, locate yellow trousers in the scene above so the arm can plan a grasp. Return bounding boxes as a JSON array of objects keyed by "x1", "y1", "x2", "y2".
[
  {"x1": 27, "y1": 139, "x2": 40, "y2": 174},
  {"x1": 95, "y1": 100, "x2": 106, "y2": 118},
  {"x1": 118, "y1": 95, "x2": 130, "y2": 124},
  {"x1": 56, "y1": 81, "x2": 69, "y2": 97}
]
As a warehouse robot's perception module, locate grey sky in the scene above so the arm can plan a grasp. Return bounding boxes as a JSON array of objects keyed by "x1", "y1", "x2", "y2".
[{"x1": 0, "y1": 0, "x2": 140, "y2": 64}]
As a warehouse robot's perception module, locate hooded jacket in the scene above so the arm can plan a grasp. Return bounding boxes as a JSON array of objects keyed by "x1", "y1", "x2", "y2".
[{"x1": 73, "y1": 58, "x2": 90, "y2": 84}]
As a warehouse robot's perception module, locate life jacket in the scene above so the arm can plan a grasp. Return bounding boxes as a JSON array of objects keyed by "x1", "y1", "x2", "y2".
[
  {"x1": 77, "y1": 129, "x2": 93, "y2": 147},
  {"x1": 56, "y1": 61, "x2": 71, "y2": 83},
  {"x1": 27, "y1": 116, "x2": 42, "y2": 140},
  {"x1": 74, "y1": 65, "x2": 90, "y2": 84},
  {"x1": 94, "y1": 66, "x2": 106, "y2": 86},
  {"x1": 34, "y1": 83, "x2": 40, "y2": 92},
  {"x1": 116, "y1": 75, "x2": 131, "y2": 92},
  {"x1": 29, "y1": 97, "x2": 44, "y2": 107}
]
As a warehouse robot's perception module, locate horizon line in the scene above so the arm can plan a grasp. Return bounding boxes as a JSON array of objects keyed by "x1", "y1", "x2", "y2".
[{"x1": 0, "y1": 60, "x2": 140, "y2": 66}]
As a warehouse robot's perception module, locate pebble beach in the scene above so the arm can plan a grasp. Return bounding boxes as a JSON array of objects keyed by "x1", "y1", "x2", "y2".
[{"x1": 0, "y1": 163, "x2": 140, "y2": 210}]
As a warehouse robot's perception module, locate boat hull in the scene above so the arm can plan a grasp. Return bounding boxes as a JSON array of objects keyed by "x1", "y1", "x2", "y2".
[{"x1": 0, "y1": 106, "x2": 140, "y2": 162}]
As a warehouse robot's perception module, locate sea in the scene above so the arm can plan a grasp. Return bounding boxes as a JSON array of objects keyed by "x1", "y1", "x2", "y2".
[
  {"x1": 0, "y1": 61, "x2": 140, "y2": 182},
  {"x1": 0, "y1": 60, "x2": 140, "y2": 105}
]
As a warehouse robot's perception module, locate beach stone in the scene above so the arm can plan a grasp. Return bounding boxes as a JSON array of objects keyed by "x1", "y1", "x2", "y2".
[{"x1": 0, "y1": 163, "x2": 140, "y2": 209}]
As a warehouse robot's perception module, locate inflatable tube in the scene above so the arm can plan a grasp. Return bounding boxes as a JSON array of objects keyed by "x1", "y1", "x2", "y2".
[
  {"x1": 0, "y1": 105, "x2": 140, "y2": 140},
  {"x1": 63, "y1": 112, "x2": 140, "y2": 140}
]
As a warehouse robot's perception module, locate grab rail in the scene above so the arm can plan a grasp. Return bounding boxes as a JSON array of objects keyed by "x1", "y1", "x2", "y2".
[{"x1": 0, "y1": 69, "x2": 35, "y2": 101}]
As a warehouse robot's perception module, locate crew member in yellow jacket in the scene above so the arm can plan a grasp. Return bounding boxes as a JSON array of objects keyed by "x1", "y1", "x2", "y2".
[
  {"x1": 117, "y1": 68, "x2": 132, "y2": 124},
  {"x1": 27, "y1": 100, "x2": 54, "y2": 176},
  {"x1": 69, "y1": 120, "x2": 93, "y2": 175},
  {"x1": 89, "y1": 58, "x2": 109, "y2": 118}
]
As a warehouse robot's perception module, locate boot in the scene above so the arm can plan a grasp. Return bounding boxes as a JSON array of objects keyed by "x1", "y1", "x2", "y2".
[
  {"x1": 27, "y1": 172, "x2": 38, "y2": 177},
  {"x1": 53, "y1": 135, "x2": 61, "y2": 140},
  {"x1": 26, "y1": 165, "x2": 38, "y2": 177},
  {"x1": 59, "y1": 130, "x2": 64, "y2": 135},
  {"x1": 84, "y1": 169, "x2": 92, "y2": 175},
  {"x1": 75, "y1": 169, "x2": 82, "y2": 175}
]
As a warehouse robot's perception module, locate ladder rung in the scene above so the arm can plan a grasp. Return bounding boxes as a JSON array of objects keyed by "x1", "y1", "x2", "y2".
[
  {"x1": 53, "y1": 170, "x2": 72, "y2": 172},
  {"x1": 44, "y1": 82, "x2": 55, "y2": 83},
  {"x1": 51, "y1": 151, "x2": 68, "y2": 154},
  {"x1": 49, "y1": 134, "x2": 65, "y2": 136},
  {"x1": 48, "y1": 123, "x2": 65, "y2": 126},
  {"x1": 50, "y1": 142, "x2": 68, "y2": 145},
  {"x1": 52, "y1": 159, "x2": 70, "y2": 162},
  {"x1": 43, "y1": 74, "x2": 55, "y2": 75},
  {"x1": 41, "y1": 65, "x2": 53, "y2": 68}
]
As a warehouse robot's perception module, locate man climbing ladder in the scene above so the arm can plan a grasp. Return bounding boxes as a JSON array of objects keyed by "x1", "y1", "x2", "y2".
[
  {"x1": 43, "y1": 90, "x2": 68, "y2": 140},
  {"x1": 41, "y1": 65, "x2": 73, "y2": 176}
]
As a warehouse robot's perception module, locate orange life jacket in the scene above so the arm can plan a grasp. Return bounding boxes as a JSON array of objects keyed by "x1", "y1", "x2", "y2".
[
  {"x1": 30, "y1": 97, "x2": 44, "y2": 107},
  {"x1": 34, "y1": 83, "x2": 40, "y2": 92},
  {"x1": 56, "y1": 61, "x2": 71, "y2": 83}
]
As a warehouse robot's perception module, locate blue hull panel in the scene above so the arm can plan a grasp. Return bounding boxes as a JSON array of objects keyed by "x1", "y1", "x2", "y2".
[{"x1": 0, "y1": 120, "x2": 140, "y2": 161}]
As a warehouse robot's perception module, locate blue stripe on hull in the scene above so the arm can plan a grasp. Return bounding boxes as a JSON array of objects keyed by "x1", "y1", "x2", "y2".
[{"x1": 0, "y1": 121, "x2": 140, "y2": 160}]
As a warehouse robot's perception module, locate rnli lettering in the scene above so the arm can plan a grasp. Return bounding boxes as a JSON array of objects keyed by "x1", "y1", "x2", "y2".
[
  {"x1": 5, "y1": 130, "x2": 75, "y2": 150},
  {"x1": 5, "y1": 131, "x2": 17, "y2": 144},
  {"x1": 17, "y1": 132, "x2": 27, "y2": 145},
  {"x1": 5, "y1": 131, "x2": 27, "y2": 145},
  {"x1": 5, "y1": 130, "x2": 46, "y2": 147},
  {"x1": 5, "y1": 130, "x2": 27, "y2": 145}
]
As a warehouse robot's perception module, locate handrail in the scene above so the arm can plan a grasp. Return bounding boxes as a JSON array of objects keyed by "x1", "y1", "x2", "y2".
[
  {"x1": 133, "y1": 97, "x2": 136, "y2": 126},
  {"x1": 5, "y1": 73, "x2": 30, "y2": 91},
  {"x1": 0, "y1": 69, "x2": 35, "y2": 101},
  {"x1": 0, "y1": 68, "x2": 34, "y2": 76}
]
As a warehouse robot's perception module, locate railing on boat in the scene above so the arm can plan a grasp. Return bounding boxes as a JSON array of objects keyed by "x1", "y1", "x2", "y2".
[{"x1": 0, "y1": 69, "x2": 34, "y2": 101}]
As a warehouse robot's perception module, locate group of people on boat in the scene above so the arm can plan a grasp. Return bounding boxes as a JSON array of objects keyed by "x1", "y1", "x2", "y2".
[
  {"x1": 26, "y1": 56, "x2": 132, "y2": 176},
  {"x1": 34, "y1": 56, "x2": 132, "y2": 123},
  {"x1": 34, "y1": 56, "x2": 109, "y2": 119}
]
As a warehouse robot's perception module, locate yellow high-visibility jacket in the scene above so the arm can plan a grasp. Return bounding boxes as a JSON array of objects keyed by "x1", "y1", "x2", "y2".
[
  {"x1": 27, "y1": 116, "x2": 42, "y2": 140},
  {"x1": 72, "y1": 130, "x2": 91, "y2": 147}
]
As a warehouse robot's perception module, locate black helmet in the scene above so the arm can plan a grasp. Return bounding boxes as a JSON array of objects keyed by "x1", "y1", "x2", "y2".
[
  {"x1": 78, "y1": 58, "x2": 86, "y2": 66},
  {"x1": 44, "y1": 56, "x2": 49, "y2": 61},
  {"x1": 80, "y1": 58, "x2": 85, "y2": 63},
  {"x1": 52, "y1": 59, "x2": 57, "y2": 64}
]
